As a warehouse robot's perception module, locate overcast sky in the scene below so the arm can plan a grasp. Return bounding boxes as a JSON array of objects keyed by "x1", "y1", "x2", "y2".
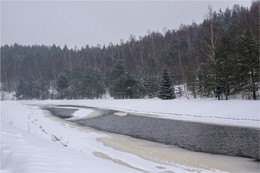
[{"x1": 1, "y1": 1, "x2": 251, "y2": 49}]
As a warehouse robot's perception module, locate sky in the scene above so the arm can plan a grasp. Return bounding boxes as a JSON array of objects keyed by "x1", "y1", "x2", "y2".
[{"x1": 1, "y1": 1, "x2": 252, "y2": 49}]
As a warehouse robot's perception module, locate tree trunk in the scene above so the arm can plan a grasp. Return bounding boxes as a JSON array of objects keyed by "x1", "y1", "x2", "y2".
[
  {"x1": 225, "y1": 94, "x2": 228, "y2": 100},
  {"x1": 251, "y1": 68, "x2": 257, "y2": 100}
]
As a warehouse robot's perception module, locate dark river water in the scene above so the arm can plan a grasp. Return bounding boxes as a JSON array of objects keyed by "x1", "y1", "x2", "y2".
[{"x1": 44, "y1": 106, "x2": 260, "y2": 161}]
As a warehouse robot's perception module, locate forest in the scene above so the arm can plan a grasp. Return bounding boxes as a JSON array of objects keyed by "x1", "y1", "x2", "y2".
[{"x1": 1, "y1": 1, "x2": 259, "y2": 100}]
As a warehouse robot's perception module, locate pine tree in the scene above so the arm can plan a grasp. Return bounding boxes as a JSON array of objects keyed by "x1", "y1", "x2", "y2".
[{"x1": 159, "y1": 70, "x2": 175, "y2": 99}]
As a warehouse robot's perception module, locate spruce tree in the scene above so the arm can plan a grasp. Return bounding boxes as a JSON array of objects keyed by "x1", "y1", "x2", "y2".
[
  {"x1": 56, "y1": 69, "x2": 72, "y2": 99},
  {"x1": 16, "y1": 80, "x2": 26, "y2": 99},
  {"x1": 39, "y1": 80, "x2": 48, "y2": 100},
  {"x1": 238, "y1": 27, "x2": 259, "y2": 100},
  {"x1": 109, "y1": 73, "x2": 143, "y2": 99},
  {"x1": 143, "y1": 75, "x2": 160, "y2": 98},
  {"x1": 81, "y1": 69, "x2": 106, "y2": 99},
  {"x1": 57, "y1": 69, "x2": 71, "y2": 91},
  {"x1": 186, "y1": 68, "x2": 198, "y2": 98},
  {"x1": 71, "y1": 66, "x2": 84, "y2": 99},
  {"x1": 159, "y1": 70, "x2": 175, "y2": 99},
  {"x1": 214, "y1": 32, "x2": 237, "y2": 100}
]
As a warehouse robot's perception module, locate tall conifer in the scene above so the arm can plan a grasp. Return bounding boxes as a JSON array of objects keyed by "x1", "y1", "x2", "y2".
[{"x1": 159, "y1": 70, "x2": 175, "y2": 99}]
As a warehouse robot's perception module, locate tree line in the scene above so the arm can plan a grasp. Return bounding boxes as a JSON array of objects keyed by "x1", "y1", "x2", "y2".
[{"x1": 1, "y1": 2, "x2": 259, "y2": 100}]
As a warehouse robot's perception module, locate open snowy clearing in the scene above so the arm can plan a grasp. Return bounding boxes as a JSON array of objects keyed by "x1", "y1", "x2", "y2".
[
  {"x1": 21, "y1": 99, "x2": 260, "y2": 128},
  {"x1": 1, "y1": 100, "x2": 259, "y2": 173}
]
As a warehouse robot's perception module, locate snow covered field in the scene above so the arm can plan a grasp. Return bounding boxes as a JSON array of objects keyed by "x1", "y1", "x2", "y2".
[
  {"x1": 22, "y1": 99, "x2": 260, "y2": 128},
  {"x1": 1, "y1": 100, "x2": 259, "y2": 173}
]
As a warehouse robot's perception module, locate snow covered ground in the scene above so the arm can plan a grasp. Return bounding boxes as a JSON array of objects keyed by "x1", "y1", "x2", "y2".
[
  {"x1": 22, "y1": 99, "x2": 260, "y2": 128},
  {"x1": 1, "y1": 101, "x2": 234, "y2": 173},
  {"x1": 1, "y1": 100, "x2": 259, "y2": 173}
]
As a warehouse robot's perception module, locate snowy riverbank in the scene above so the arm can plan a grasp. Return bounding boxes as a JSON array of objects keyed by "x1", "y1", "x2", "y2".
[
  {"x1": 1, "y1": 101, "x2": 206, "y2": 173},
  {"x1": 1, "y1": 100, "x2": 259, "y2": 173},
  {"x1": 20, "y1": 99, "x2": 260, "y2": 128}
]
